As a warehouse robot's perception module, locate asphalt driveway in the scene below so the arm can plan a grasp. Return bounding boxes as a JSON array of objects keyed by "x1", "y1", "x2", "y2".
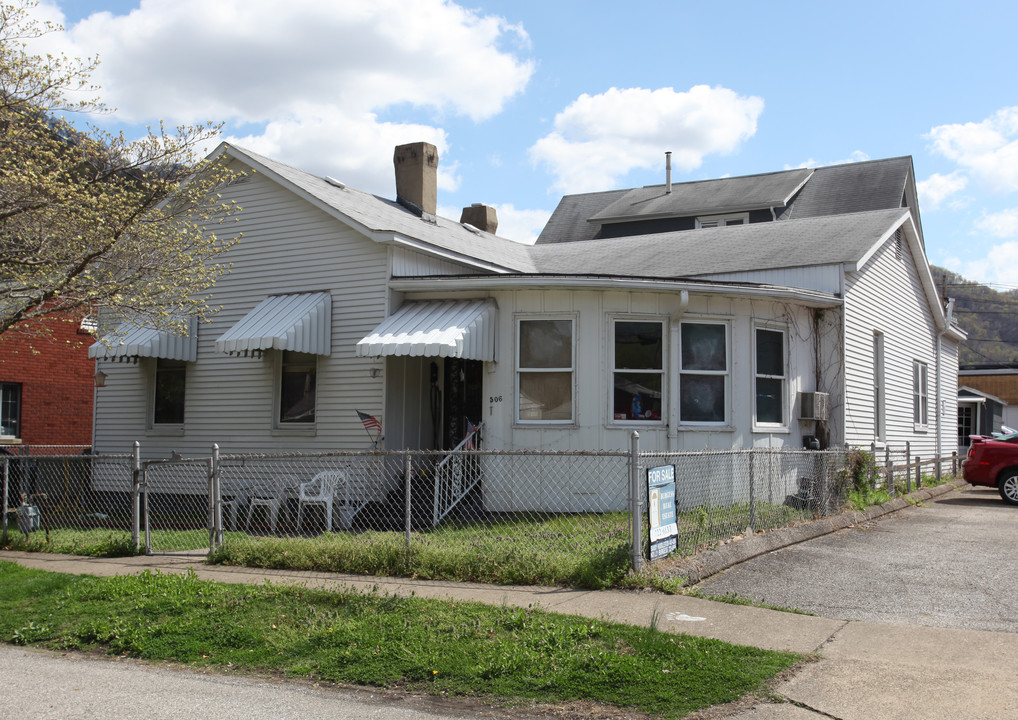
[{"x1": 694, "y1": 484, "x2": 1018, "y2": 633}]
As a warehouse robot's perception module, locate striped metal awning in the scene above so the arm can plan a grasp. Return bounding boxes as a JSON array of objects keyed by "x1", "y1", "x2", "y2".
[
  {"x1": 356, "y1": 299, "x2": 496, "y2": 361},
  {"x1": 88, "y1": 317, "x2": 198, "y2": 362},
  {"x1": 215, "y1": 292, "x2": 332, "y2": 356}
]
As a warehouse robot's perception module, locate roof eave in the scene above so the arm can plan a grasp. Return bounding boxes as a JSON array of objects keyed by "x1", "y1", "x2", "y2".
[{"x1": 390, "y1": 275, "x2": 842, "y2": 308}]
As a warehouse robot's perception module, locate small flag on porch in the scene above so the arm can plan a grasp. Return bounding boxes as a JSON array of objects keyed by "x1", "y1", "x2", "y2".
[
  {"x1": 357, "y1": 410, "x2": 382, "y2": 436},
  {"x1": 464, "y1": 419, "x2": 477, "y2": 450}
]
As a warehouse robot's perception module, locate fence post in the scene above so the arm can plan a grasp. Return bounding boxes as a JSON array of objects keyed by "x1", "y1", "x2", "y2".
[
  {"x1": 885, "y1": 446, "x2": 893, "y2": 496},
  {"x1": 131, "y1": 442, "x2": 141, "y2": 551},
  {"x1": 748, "y1": 452, "x2": 755, "y2": 534},
  {"x1": 1, "y1": 458, "x2": 8, "y2": 542},
  {"x1": 905, "y1": 442, "x2": 911, "y2": 493},
  {"x1": 629, "y1": 431, "x2": 643, "y2": 573},
  {"x1": 403, "y1": 451, "x2": 412, "y2": 551},
  {"x1": 916, "y1": 456, "x2": 921, "y2": 489},
  {"x1": 211, "y1": 444, "x2": 222, "y2": 549}
]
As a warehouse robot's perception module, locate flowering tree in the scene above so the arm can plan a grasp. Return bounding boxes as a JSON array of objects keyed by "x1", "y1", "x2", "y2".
[{"x1": 0, "y1": 0, "x2": 239, "y2": 338}]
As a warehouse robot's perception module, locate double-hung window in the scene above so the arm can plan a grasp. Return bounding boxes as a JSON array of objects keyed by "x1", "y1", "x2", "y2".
[
  {"x1": 0, "y1": 382, "x2": 21, "y2": 437},
  {"x1": 913, "y1": 360, "x2": 929, "y2": 429},
  {"x1": 679, "y1": 321, "x2": 728, "y2": 424},
  {"x1": 754, "y1": 327, "x2": 786, "y2": 426},
  {"x1": 517, "y1": 318, "x2": 574, "y2": 423},
  {"x1": 612, "y1": 320, "x2": 663, "y2": 422},
  {"x1": 152, "y1": 359, "x2": 185, "y2": 425},
  {"x1": 279, "y1": 351, "x2": 317, "y2": 424}
]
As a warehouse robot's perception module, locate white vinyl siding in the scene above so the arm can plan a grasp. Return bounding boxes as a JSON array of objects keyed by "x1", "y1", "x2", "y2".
[
  {"x1": 92, "y1": 161, "x2": 390, "y2": 458},
  {"x1": 843, "y1": 230, "x2": 942, "y2": 455}
]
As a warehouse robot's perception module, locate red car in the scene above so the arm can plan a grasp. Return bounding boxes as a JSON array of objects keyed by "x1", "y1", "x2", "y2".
[{"x1": 963, "y1": 433, "x2": 1018, "y2": 506}]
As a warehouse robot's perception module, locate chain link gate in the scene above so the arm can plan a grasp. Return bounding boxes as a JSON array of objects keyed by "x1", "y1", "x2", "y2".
[{"x1": 141, "y1": 456, "x2": 215, "y2": 554}]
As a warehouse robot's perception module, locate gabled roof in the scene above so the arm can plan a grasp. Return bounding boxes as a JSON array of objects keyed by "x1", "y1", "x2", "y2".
[
  {"x1": 212, "y1": 144, "x2": 535, "y2": 274},
  {"x1": 588, "y1": 168, "x2": 812, "y2": 224},
  {"x1": 535, "y1": 155, "x2": 920, "y2": 246}
]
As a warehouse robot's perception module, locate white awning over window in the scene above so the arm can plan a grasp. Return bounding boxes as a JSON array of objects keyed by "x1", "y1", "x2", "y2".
[
  {"x1": 215, "y1": 292, "x2": 331, "y2": 356},
  {"x1": 88, "y1": 317, "x2": 198, "y2": 362},
  {"x1": 356, "y1": 299, "x2": 495, "y2": 361}
]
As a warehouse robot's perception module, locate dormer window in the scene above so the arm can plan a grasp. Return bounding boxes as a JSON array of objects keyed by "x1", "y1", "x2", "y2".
[{"x1": 695, "y1": 213, "x2": 749, "y2": 229}]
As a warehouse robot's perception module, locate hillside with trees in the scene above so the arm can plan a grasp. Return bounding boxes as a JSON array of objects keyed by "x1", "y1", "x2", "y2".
[{"x1": 931, "y1": 266, "x2": 1018, "y2": 366}]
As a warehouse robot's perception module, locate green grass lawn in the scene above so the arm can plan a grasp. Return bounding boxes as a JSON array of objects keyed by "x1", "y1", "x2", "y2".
[{"x1": 0, "y1": 561, "x2": 800, "y2": 718}]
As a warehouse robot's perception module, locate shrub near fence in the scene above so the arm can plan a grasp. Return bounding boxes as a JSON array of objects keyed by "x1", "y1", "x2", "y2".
[{"x1": 1, "y1": 441, "x2": 958, "y2": 586}]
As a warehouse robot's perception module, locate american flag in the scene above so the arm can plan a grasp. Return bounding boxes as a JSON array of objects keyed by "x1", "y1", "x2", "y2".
[
  {"x1": 357, "y1": 410, "x2": 382, "y2": 435},
  {"x1": 464, "y1": 419, "x2": 477, "y2": 450}
]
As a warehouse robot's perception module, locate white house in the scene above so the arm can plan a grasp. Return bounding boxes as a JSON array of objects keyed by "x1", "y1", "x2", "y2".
[{"x1": 90, "y1": 143, "x2": 962, "y2": 475}]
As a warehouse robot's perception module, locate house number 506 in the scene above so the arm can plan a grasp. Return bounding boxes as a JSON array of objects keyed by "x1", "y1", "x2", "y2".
[{"x1": 489, "y1": 395, "x2": 503, "y2": 403}]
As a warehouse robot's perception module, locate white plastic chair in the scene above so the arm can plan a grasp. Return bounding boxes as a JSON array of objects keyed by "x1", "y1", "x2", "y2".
[
  {"x1": 296, "y1": 470, "x2": 345, "y2": 532},
  {"x1": 245, "y1": 487, "x2": 283, "y2": 534}
]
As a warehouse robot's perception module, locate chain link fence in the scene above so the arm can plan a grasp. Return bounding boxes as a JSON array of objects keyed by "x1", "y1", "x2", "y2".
[
  {"x1": 2, "y1": 439, "x2": 959, "y2": 579},
  {"x1": 2, "y1": 449, "x2": 133, "y2": 544}
]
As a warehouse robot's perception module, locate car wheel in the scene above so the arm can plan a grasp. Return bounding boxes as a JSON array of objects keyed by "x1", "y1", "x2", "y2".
[{"x1": 999, "y1": 472, "x2": 1018, "y2": 506}]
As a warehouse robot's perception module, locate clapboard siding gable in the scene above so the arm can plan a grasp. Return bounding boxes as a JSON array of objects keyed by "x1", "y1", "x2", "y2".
[
  {"x1": 93, "y1": 161, "x2": 389, "y2": 459},
  {"x1": 843, "y1": 232, "x2": 946, "y2": 455}
]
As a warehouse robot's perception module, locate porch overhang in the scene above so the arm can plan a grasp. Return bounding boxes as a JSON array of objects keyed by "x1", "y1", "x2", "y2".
[
  {"x1": 215, "y1": 292, "x2": 332, "y2": 357},
  {"x1": 89, "y1": 317, "x2": 198, "y2": 362},
  {"x1": 356, "y1": 299, "x2": 495, "y2": 361}
]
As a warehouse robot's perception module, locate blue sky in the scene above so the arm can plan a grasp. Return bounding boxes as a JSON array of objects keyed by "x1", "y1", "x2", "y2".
[{"x1": 31, "y1": 0, "x2": 1018, "y2": 287}]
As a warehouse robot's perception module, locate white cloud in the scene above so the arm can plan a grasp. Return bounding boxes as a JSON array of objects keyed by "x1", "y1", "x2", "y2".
[
  {"x1": 529, "y1": 85, "x2": 764, "y2": 194},
  {"x1": 975, "y1": 208, "x2": 1018, "y2": 238},
  {"x1": 951, "y1": 242, "x2": 1018, "y2": 287},
  {"x1": 31, "y1": 0, "x2": 532, "y2": 183},
  {"x1": 926, "y1": 107, "x2": 1018, "y2": 193},
  {"x1": 489, "y1": 204, "x2": 551, "y2": 244},
  {"x1": 917, "y1": 171, "x2": 969, "y2": 211}
]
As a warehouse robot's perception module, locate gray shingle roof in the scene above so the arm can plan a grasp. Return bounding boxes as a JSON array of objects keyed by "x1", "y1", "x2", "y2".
[
  {"x1": 778, "y1": 156, "x2": 913, "y2": 219},
  {"x1": 535, "y1": 155, "x2": 917, "y2": 246},
  {"x1": 224, "y1": 145, "x2": 535, "y2": 273},
  {"x1": 528, "y1": 208, "x2": 909, "y2": 278},
  {"x1": 535, "y1": 188, "x2": 630, "y2": 244},
  {"x1": 588, "y1": 168, "x2": 813, "y2": 224},
  {"x1": 221, "y1": 145, "x2": 910, "y2": 283}
]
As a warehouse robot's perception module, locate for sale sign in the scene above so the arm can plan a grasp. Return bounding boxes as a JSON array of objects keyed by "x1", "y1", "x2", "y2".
[{"x1": 647, "y1": 464, "x2": 677, "y2": 559}]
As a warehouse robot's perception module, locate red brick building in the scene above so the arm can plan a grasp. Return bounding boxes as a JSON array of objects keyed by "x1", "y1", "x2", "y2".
[{"x1": 0, "y1": 313, "x2": 94, "y2": 448}]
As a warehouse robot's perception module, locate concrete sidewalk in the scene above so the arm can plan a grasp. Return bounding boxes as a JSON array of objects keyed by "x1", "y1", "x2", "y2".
[{"x1": 4, "y1": 548, "x2": 1015, "y2": 719}]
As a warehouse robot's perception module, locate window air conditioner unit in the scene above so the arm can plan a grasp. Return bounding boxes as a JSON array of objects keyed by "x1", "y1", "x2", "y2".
[{"x1": 799, "y1": 392, "x2": 830, "y2": 421}]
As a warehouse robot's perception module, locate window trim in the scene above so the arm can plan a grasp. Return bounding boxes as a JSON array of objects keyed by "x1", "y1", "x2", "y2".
[
  {"x1": 873, "y1": 332, "x2": 885, "y2": 441},
  {"x1": 609, "y1": 317, "x2": 666, "y2": 426},
  {"x1": 913, "y1": 359, "x2": 929, "y2": 431},
  {"x1": 275, "y1": 350, "x2": 319, "y2": 431},
  {"x1": 149, "y1": 358, "x2": 186, "y2": 431},
  {"x1": 515, "y1": 315, "x2": 576, "y2": 425},
  {"x1": 678, "y1": 319, "x2": 730, "y2": 427},
  {"x1": 695, "y1": 212, "x2": 749, "y2": 229},
  {"x1": 752, "y1": 323, "x2": 787, "y2": 430}
]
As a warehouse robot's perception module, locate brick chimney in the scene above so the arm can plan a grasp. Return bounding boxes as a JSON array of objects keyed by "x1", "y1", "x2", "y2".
[
  {"x1": 459, "y1": 203, "x2": 498, "y2": 234},
  {"x1": 393, "y1": 141, "x2": 438, "y2": 216}
]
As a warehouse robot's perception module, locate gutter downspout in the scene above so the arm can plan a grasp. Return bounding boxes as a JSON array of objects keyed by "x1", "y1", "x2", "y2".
[
  {"x1": 936, "y1": 299, "x2": 955, "y2": 470},
  {"x1": 668, "y1": 290, "x2": 690, "y2": 447}
]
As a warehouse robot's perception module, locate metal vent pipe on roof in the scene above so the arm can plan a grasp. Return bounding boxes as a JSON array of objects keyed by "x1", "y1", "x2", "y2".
[{"x1": 665, "y1": 151, "x2": 672, "y2": 194}]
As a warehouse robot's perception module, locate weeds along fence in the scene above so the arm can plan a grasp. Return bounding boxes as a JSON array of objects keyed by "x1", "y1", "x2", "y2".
[{"x1": 1, "y1": 440, "x2": 957, "y2": 575}]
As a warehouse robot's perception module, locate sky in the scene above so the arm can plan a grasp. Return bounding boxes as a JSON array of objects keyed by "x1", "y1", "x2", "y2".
[{"x1": 24, "y1": 0, "x2": 1018, "y2": 288}]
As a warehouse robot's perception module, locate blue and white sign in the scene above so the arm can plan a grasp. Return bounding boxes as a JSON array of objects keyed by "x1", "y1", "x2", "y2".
[{"x1": 647, "y1": 465, "x2": 678, "y2": 559}]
